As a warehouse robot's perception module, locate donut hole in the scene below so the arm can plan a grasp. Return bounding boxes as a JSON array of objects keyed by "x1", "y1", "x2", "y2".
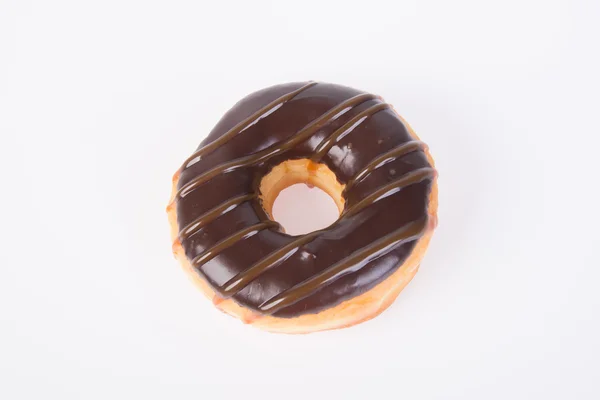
[
  {"x1": 271, "y1": 184, "x2": 339, "y2": 236},
  {"x1": 260, "y1": 159, "x2": 345, "y2": 235}
]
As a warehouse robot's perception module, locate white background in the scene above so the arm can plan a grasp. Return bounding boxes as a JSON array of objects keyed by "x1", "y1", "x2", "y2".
[{"x1": 1, "y1": 0, "x2": 599, "y2": 399}]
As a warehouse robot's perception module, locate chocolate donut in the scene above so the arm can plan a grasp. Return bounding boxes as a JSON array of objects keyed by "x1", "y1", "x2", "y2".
[{"x1": 167, "y1": 82, "x2": 438, "y2": 333}]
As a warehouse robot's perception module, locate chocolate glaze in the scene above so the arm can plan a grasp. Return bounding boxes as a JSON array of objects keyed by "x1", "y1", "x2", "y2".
[{"x1": 173, "y1": 82, "x2": 435, "y2": 318}]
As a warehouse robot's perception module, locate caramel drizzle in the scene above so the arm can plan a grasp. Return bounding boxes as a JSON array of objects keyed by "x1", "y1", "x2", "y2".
[
  {"x1": 175, "y1": 93, "x2": 378, "y2": 199},
  {"x1": 342, "y1": 168, "x2": 436, "y2": 218},
  {"x1": 191, "y1": 221, "x2": 279, "y2": 268},
  {"x1": 310, "y1": 102, "x2": 391, "y2": 162},
  {"x1": 182, "y1": 82, "x2": 317, "y2": 170},
  {"x1": 220, "y1": 231, "x2": 321, "y2": 297},
  {"x1": 343, "y1": 141, "x2": 427, "y2": 193},
  {"x1": 258, "y1": 216, "x2": 430, "y2": 314},
  {"x1": 178, "y1": 193, "x2": 256, "y2": 241},
  {"x1": 217, "y1": 167, "x2": 435, "y2": 300}
]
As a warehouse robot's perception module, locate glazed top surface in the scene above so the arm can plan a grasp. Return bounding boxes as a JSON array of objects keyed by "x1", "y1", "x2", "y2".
[{"x1": 174, "y1": 82, "x2": 434, "y2": 318}]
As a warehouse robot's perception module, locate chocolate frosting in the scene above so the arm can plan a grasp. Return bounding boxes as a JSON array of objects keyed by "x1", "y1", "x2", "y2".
[{"x1": 173, "y1": 82, "x2": 435, "y2": 318}]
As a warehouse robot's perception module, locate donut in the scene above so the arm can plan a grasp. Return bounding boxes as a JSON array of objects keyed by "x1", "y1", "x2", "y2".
[{"x1": 167, "y1": 82, "x2": 438, "y2": 334}]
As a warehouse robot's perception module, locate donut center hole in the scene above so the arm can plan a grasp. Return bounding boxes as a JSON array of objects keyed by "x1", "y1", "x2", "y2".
[
  {"x1": 259, "y1": 159, "x2": 345, "y2": 236},
  {"x1": 272, "y1": 184, "x2": 339, "y2": 235}
]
